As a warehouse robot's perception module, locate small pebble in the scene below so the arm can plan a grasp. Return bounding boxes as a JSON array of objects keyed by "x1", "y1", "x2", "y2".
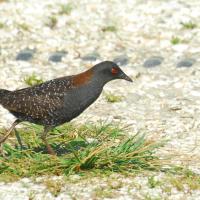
[
  {"x1": 143, "y1": 56, "x2": 163, "y2": 68},
  {"x1": 82, "y1": 52, "x2": 100, "y2": 61},
  {"x1": 48, "y1": 51, "x2": 67, "y2": 63},
  {"x1": 16, "y1": 49, "x2": 35, "y2": 61},
  {"x1": 113, "y1": 55, "x2": 129, "y2": 65},
  {"x1": 176, "y1": 58, "x2": 195, "y2": 68}
]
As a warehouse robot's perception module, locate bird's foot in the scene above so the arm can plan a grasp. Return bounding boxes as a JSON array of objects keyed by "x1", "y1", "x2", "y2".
[{"x1": 44, "y1": 141, "x2": 56, "y2": 155}]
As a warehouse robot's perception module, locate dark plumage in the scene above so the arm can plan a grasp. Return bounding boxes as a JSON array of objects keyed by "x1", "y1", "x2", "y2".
[{"x1": 0, "y1": 61, "x2": 132, "y2": 155}]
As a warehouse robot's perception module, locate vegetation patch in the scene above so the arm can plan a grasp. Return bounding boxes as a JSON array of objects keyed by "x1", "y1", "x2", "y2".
[
  {"x1": 59, "y1": 3, "x2": 73, "y2": 15},
  {"x1": 167, "y1": 169, "x2": 200, "y2": 191},
  {"x1": 0, "y1": 122, "x2": 167, "y2": 182},
  {"x1": 0, "y1": 22, "x2": 5, "y2": 29},
  {"x1": 181, "y1": 21, "x2": 197, "y2": 29},
  {"x1": 104, "y1": 92, "x2": 123, "y2": 103},
  {"x1": 102, "y1": 25, "x2": 117, "y2": 32},
  {"x1": 46, "y1": 16, "x2": 58, "y2": 29},
  {"x1": 171, "y1": 36, "x2": 182, "y2": 45},
  {"x1": 18, "y1": 23, "x2": 30, "y2": 31},
  {"x1": 24, "y1": 73, "x2": 44, "y2": 86}
]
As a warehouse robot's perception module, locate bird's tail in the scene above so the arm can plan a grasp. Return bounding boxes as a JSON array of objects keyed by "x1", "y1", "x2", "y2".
[
  {"x1": 0, "y1": 89, "x2": 10, "y2": 97},
  {"x1": 0, "y1": 89, "x2": 10, "y2": 104}
]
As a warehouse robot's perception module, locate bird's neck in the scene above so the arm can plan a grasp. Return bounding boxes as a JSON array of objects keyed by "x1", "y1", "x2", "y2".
[{"x1": 72, "y1": 69, "x2": 93, "y2": 87}]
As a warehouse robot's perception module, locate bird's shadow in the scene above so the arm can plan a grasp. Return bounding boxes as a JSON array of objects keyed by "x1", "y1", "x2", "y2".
[
  {"x1": 38, "y1": 140, "x2": 88, "y2": 156},
  {"x1": 15, "y1": 139, "x2": 89, "y2": 156},
  {"x1": 11, "y1": 128, "x2": 91, "y2": 156}
]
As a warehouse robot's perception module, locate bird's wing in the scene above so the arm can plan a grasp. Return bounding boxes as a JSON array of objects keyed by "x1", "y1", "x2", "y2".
[{"x1": 2, "y1": 91, "x2": 65, "y2": 120}]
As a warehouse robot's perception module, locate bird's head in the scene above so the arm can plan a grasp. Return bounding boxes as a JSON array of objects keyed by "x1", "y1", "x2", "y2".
[{"x1": 92, "y1": 61, "x2": 133, "y2": 84}]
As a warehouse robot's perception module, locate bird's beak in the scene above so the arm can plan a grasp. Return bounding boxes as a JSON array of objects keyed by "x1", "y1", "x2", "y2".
[{"x1": 120, "y1": 72, "x2": 133, "y2": 82}]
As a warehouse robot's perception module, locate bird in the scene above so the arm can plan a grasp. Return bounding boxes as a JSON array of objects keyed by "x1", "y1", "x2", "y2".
[{"x1": 0, "y1": 61, "x2": 132, "y2": 155}]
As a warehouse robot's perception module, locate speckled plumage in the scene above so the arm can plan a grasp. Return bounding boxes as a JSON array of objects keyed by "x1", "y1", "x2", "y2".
[{"x1": 0, "y1": 61, "x2": 132, "y2": 155}]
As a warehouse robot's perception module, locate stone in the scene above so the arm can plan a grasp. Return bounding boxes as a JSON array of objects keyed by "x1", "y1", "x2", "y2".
[
  {"x1": 82, "y1": 52, "x2": 100, "y2": 61},
  {"x1": 113, "y1": 55, "x2": 129, "y2": 65},
  {"x1": 143, "y1": 56, "x2": 164, "y2": 68},
  {"x1": 16, "y1": 49, "x2": 35, "y2": 61},
  {"x1": 176, "y1": 58, "x2": 196, "y2": 68},
  {"x1": 48, "y1": 51, "x2": 67, "y2": 63}
]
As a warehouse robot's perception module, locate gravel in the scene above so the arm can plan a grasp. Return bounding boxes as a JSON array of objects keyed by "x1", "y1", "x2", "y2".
[
  {"x1": 0, "y1": 0, "x2": 200, "y2": 199},
  {"x1": 82, "y1": 52, "x2": 101, "y2": 61},
  {"x1": 113, "y1": 55, "x2": 129, "y2": 65},
  {"x1": 48, "y1": 51, "x2": 68, "y2": 63},
  {"x1": 176, "y1": 58, "x2": 196, "y2": 68},
  {"x1": 16, "y1": 48, "x2": 35, "y2": 61},
  {"x1": 143, "y1": 56, "x2": 164, "y2": 68}
]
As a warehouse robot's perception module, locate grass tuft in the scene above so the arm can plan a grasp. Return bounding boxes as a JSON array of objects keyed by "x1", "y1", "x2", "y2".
[
  {"x1": 167, "y1": 169, "x2": 200, "y2": 191},
  {"x1": 0, "y1": 22, "x2": 4, "y2": 29},
  {"x1": 104, "y1": 92, "x2": 123, "y2": 103},
  {"x1": 59, "y1": 3, "x2": 73, "y2": 15},
  {"x1": 148, "y1": 176, "x2": 161, "y2": 188},
  {"x1": 46, "y1": 16, "x2": 58, "y2": 29},
  {"x1": 18, "y1": 23, "x2": 30, "y2": 31},
  {"x1": 171, "y1": 36, "x2": 181, "y2": 45},
  {"x1": 24, "y1": 73, "x2": 44, "y2": 86},
  {"x1": 181, "y1": 21, "x2": 197, "y2": 29},
  {"x1": 0, "y1": 122, "x2": 167, "y2": 181},
  {"x1": 102, "y1": 25, "x2": 117, "y2": 32},
  {"x1": 43, "y1": 178, "x2": 64, "y2": 197}
]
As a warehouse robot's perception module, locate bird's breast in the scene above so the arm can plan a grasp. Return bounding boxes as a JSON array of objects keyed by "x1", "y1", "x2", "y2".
[{"x1": 62, "y1": 84, "x2": 102, "y2": 119}]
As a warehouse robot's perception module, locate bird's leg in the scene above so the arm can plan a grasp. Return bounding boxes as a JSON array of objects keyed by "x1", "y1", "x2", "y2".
[
  {"x1": 14, "y1": 128, "x2": 25, "y2": 150},
  {"x1": 0, "y1": 119, "x2": 21, "y2": 144},
  {"x1": 41, "y1": 126, "x2": 56, "y2": 155},
  {"x1": 0, "y1": 119, "x2": 21, "y2": 156}
]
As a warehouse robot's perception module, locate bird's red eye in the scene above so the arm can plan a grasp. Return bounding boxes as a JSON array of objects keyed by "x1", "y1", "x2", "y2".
[{"x1": 111, "y1": 67, "x2": 118, "y2": 74}]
